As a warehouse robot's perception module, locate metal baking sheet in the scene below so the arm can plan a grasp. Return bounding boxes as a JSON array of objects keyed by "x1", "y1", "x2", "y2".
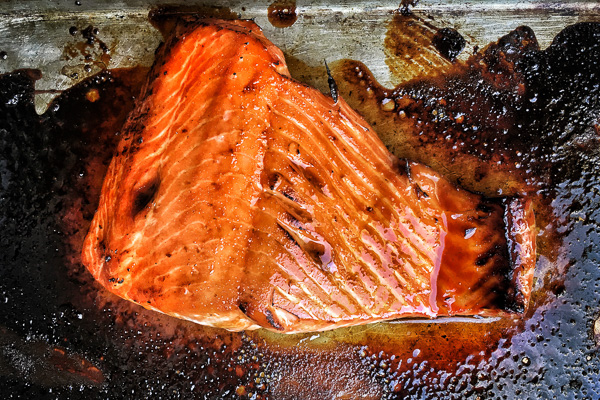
[
  {"x1": 1, "y1": 1, "x2": 599, "y2": 113},
  {"x1": 0, "y1": 1, "x2": 599, "y2": 399}
]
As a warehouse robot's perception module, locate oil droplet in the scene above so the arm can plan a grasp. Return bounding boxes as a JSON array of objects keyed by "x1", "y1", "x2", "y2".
[
  {"x1": 86, "y1": 88, "x2": 100, "y2": 103},
  {"x1": 268, "y1": 0, "x2": 298, "y2": 29},
  {"x1": 381, "y1": 98, "x2": 395, "y2": 112},
  {"x1": 236, "y1": 385, "x2": 246, "y2": 396}
]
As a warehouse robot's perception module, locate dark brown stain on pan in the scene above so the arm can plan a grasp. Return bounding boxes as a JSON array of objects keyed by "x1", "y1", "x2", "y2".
[
  {"x1": 0, "y1": 15, "x2": 599, "y2": 400},
  {"x1": 432, "y1": 28, "x2": 466, "y2": 61},
  {"x1": 384, "y1": 12, "x2": 453, "y2": 84},
  {"x1": 62, "y1": 25, "x2": 112, "y2": 80},
  {"x1": 268, "y1": 1, "x2": 298, "y2": 29}
]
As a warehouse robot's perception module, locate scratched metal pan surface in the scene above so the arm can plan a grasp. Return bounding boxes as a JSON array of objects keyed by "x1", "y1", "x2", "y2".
[{"x1": 0, "y1": 1, "x2": 599, "y2": 399}]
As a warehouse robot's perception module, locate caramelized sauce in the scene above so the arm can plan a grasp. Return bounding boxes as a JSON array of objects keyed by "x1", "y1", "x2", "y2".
[
  {"x1": 0, "y1": 14, "x2": 599, "y2": 399},
  {"x1": 267, "y1": 1, "x2": 298, "y2": 29}
]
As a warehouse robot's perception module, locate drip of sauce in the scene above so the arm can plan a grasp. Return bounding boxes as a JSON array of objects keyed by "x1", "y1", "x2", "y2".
[{"x1": 268, "y1": 0, "x2": 298, "y2": 29}]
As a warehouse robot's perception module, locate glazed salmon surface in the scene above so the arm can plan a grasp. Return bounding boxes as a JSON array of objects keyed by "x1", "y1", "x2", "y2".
[{"x1": 82, "y1": 19, "x2": 536, "y2": 333}]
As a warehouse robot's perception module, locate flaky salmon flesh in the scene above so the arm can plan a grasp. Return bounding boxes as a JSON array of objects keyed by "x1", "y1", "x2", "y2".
[{"x1": 82, "y1": 19, "x2": 536, "y2": 333}]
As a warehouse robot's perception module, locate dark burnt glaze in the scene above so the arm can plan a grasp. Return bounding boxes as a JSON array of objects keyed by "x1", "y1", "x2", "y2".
[
  {"x1": 0, "y1": 16, "x2": 599, "y2": 400},
  {"x1": 432, "y1": 28, "x2": 466, "y2": 61}
]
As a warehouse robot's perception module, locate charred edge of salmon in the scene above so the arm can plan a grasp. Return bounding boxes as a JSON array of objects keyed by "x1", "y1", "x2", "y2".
[{"x1": 504, "y1": 198, "x2": 536, "y2": 313}]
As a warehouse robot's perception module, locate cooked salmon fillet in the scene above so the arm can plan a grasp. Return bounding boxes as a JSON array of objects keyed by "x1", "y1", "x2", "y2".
[{"x1": 82, "y1": 19, "x2": 536, "y2": 333}]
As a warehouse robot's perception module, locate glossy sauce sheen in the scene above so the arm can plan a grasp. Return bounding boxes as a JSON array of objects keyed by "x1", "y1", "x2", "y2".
[{"x1": 82, "y1": 19, "x2": 535, "y2": 333}]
